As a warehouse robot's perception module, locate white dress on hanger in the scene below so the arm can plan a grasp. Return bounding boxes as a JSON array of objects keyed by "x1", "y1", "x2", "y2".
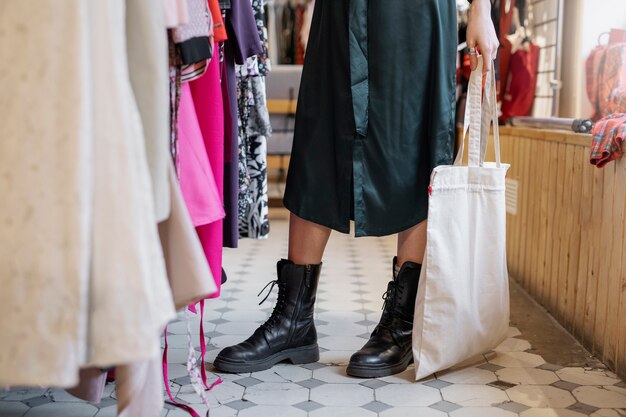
[{"x1": 0, "y1": 0, "x2": 175, "y2": 387}]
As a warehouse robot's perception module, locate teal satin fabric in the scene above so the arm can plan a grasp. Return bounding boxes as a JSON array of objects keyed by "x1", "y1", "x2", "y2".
[{"x1": 284, "y1": 0, "x2": 457, "y2": 237}]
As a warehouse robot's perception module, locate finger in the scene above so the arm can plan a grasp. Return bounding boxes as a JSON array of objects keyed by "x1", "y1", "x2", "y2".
[
  {"x1": 468, "y1": 43, "x2": 478, "y2": 71},
  {"x1": 469, "y1": 52, "x2": 478, "y2": 71},
  {"x1": 482, "y1": 49, "x2": 493, "y2": 74}
]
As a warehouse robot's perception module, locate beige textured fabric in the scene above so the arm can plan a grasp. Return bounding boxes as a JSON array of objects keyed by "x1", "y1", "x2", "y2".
[
  {"x1": 160, "y1": 162, "x2": 218, "y2": 310},
  {"x1": 0, "y1": 0, "x2": 175, "y2": 387},
  {"x1": 127, "y1": 0, "x2": 171, "y2": 222},
  {"x1": 116, "y1": 359, "x2": 164, "y2": 417}
]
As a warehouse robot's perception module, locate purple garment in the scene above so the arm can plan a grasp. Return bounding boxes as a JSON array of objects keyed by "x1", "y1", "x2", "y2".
[
  {"x1": 222, "y1": 42, "x2": 240, "y2": 248},
  {"x1": 221, "y1": 0, "x2": 263, "y2": 248},
  {"x1": 226, "y1": 0, "x2": 263, "y2": 64}
]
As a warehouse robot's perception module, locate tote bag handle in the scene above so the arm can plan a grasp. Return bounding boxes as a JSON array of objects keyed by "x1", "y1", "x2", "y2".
[{"x1": 454, "y1": 57, "x2": 502, "y2": 168}]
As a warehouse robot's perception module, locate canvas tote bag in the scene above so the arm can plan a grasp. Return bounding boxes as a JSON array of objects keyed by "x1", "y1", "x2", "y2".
[{"x1": 412, "y1": 57, "x2": 510, "y2": 380}]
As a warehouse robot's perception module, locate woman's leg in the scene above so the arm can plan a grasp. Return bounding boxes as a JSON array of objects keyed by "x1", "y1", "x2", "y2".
[
  {"x1": 397, "y1": 220, "x2": 427, "y2": 266},
  {"x1": 346, "y1": 220, "x2": 426, "y2": 378},
  {"x1": 288, "y1": 213, "x2": 332, "y2": 265}
]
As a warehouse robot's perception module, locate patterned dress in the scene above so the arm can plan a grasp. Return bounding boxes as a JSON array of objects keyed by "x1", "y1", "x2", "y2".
[{"x1": 236, "y1": 0, "x2": 272, "y2": 239}]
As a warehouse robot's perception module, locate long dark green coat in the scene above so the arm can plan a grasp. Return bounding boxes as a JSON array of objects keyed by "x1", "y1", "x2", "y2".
[{"x1": 284, "y1": 0, "x2": 457, "y2": 237}]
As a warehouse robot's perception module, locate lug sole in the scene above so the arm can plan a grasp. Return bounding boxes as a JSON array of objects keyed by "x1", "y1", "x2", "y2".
[
  {"x1": 213, "y1": 344, "x2": 320, "y2": 373},
  {"x1": 346, "y1": 351, "x2": 414, "y2": 378}
]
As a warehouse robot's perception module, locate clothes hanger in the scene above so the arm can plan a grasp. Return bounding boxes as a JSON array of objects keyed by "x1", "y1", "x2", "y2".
[
  {"x1": 507, "y1": 7, "x2": 530, "y2": 53},
  {"x1": 522, "y1": 26, "x2": 530, "y2": 44}
]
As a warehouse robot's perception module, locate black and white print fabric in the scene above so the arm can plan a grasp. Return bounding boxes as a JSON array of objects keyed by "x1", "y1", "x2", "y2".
[{"x1": 236, "y1": 0, "x2": 271, "y2": 239}]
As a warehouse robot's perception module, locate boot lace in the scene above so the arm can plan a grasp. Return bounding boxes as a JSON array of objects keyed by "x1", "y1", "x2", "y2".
[
  {"x1": 257, "y1": 280, "x2": 287, "y2": 331},
  {"x1": 379, "y1": 281, "x2": 404, "y2": 328}
]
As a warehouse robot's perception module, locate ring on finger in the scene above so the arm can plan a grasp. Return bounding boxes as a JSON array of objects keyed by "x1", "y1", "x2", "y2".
[{"x1": 467, "y1": 46, "x2": 478, "y2": 55}]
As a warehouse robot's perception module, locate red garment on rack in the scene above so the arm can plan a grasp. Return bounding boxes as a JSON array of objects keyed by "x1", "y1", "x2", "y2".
[
  {"x1": 295, "y1": 5, "x2": 305, "y2": 65},
  {"x1": 499, "y1": 0, "x2": 515, "y2": 38},
  {"x1": 208, "y1": 0, "x2": 228, "y2": 42},
  {"x1": 500, "y1": 43, "x2": 539, "y2": 120},
  {"x1": 498, "y1": 39, "x2": 512, "y2": 99},
  {"x1": 498, "y1": 0, "x2": 515, "y2": 98}
]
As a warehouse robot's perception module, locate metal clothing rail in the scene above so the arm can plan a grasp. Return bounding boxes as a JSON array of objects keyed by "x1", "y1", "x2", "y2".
[{"x1": 509, "y1": 116, "x2": 593, "y2": 134}]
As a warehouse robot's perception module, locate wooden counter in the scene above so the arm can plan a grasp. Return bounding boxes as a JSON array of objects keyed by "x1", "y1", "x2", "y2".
[{"x1": 498, "y1": 126, "x2": 626, "y2": 378}]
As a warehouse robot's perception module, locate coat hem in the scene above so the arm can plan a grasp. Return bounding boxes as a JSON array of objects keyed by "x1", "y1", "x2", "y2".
[
  {"x1": 283, "y1": 198, "x2": 351, "y2": 235},
  {"x1": 354, "y1": 209, "x2": 429, "y2": 238},
  {"x1": 284, "y1": 196, "x2": 429, "y2": 238}
]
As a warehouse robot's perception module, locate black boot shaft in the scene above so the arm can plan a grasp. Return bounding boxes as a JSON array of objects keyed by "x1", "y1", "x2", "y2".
[
  {"x1": 382, "y1": 257, "x2": 421, "y2": 325},
  {"x1": 265, "y1": 261, "x2": 321, "y2": 348}
]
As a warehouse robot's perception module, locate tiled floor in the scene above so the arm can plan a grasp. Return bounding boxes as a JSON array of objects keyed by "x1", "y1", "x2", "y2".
[{"x1": 2, "y1": 218, "x2": 626, "y2": 417}]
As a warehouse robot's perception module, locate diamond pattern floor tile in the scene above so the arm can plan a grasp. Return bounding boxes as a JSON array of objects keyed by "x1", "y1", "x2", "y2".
[
  {"x1": 362, "y1": 400, "x2": 392, "y2": 413},
  {"x1": 497, "y1": 400, "x2": 531, "y2": 413},
  {"x1": 360, "y1": 379, "x2": 389, "y2": 389},
  {"x1": 20, "y1": 396, "x2": 52, "y2": 408},
  {"x1": 0, "y1": 401, "x2": 29, "y2": 417},
  {"x1": 430, "y1": 400, "x2": 462, "y2": 413},
  {"x1": 296, "y1": 379, "x2": 326, "y2": 390},
  {"x1": 2, "y1": 219, "x2": 626, "y2": 416},
  {"x1": 293, "y1": 400, "x2": 324, "y2": 412},
  {"x1": 233, "y1": 377, "x2": 262, "y2": 388}
]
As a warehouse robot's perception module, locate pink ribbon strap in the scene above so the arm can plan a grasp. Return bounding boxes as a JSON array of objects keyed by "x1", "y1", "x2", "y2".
[
  {"x1": 162, "y1": 327, "x2": 202, "y2": 417},
  {"x1": 161, "y1": 300, "x2": 223, "y2": 417}
]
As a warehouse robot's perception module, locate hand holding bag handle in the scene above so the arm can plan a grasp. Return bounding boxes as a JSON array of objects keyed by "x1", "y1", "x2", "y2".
[{"x1": 454, "y1": 56, "x2": 501, "y2": 168}]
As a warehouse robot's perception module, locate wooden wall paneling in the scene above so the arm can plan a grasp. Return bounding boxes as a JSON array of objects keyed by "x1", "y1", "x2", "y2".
[
  {"x1": 573, "y1": 149, "x2": 593, "y2": 340},
  {"x1": 543, "y1": 141, "x2": 560, "y2": 306},
  {"x1": 524, "y1": 136, "x2": 536, "y2": 292},
  {"x1": 526, "y1": 138, "x2": 540, "y2": 296},
  {"x1": 502, "y1": 135, "x2": 514, "y2": 275},
  {"x1": 542, "y1": 141, "x2": 557, "y2": 303},
  {"x1": 617, "y1": 158, "x2": 626, "y2": 377},
  {"x1": 500, "y1": 127, "x2": 626, "y2": 379},
  {"x1": 533, "y1": 139, "x2": 549, "y2": 302},
  {"x1": 536, "y1": 140, "x2": 549, "y2": 298},
  {"x1": 512, "y1": 136, "x2": 523, "y2": 283},
  {"x1": 519, "y1": 137, "x2": 533, "y2": 290},
  {"x1": 564, "y1": 146, "x2": 585, "y2": 331},
  {"x1": 550, "y1": 143, "x2": 568, "y2": 317},
  {"x1": 506, "y1": 136, "x2": 524, "y2": 279},
  {"x1": 507, "y1": 136, "x2": 521, "y2": 279},
  {"x1": 603, "y1": 158, "x2": 626, "y2": 370},
  {"x1": 583, "y1": 166, "x2": 604, "y2": 349},
  {"x1": 523, "y1": 137, "x2": 534, "y2": 293},
  {"x1": 543, "y1": 143, "x2": 565, "y2": 310},
  {"x1": 592, "y1": 162, "x2": 616, "y2": 355},
  {"x1": 555, "y1": 144, "x2": 575, "y2": 323},
  {"x1": 529, "y1": 138, "x2": 544, "y2": 295}
]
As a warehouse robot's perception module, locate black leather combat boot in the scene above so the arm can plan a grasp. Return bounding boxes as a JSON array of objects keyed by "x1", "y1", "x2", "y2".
[
  {"x1": 213, "y1": 259, "x2": 322, "y2": 373},
  {"x1": 347, "y1": 257, "x2": 421, "y2": 378}
]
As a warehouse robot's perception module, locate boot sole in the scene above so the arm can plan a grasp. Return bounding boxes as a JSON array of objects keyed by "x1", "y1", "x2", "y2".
[
  {"x1": 346, "y1": 351, "x2": 414, "y2": 378},
  {"x1": 212, "y1": 344, "x2": 320, "y2": 373}
]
